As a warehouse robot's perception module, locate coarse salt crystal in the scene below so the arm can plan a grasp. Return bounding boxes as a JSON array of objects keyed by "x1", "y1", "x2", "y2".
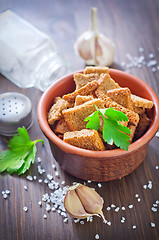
[
  {"x1": 61, "y1": 181, "x2": 65, "y2": 185},
  {"x1": 64, "y1": 218, "x2": 68, "y2": 223},
  {"x1": 115, "y1": 207, "x2": 120, "y2": 212},
  {"x1": 107, "y1": 221, "x2": 111, "y2": 226},
  {"x1": 98, "y1": 183, "x2": 102, "y2": 188},
  {"x1": 138, "y1": 198, "x2": 141, "y2": 202},
  {"x1": 151, "y1": 222, "x2": 155, "y2": 227},
  {"x1": 143, "y1": 185, "x2": 147, "y2": 189},
  {"x1": 3, "y1": 193, "x2": 7, "y2": 199},
  {"x1": 38, "y1": 201, "x2": 42, "y2": 206},
  {"x1": 47, "y1": 174, "x2": 53, "y2": 180},
  {"x1": 135, "y1": 194, "x2": 139, "y2": 198},
  {"x1": 80, "y1": 220, "x2": 84, "y2": 224},
  {"x1": 87, "y1": 180, "x2": 92, "y2": 183},
  {"x1": 95, "y1": 234, "x2": 100, "y2": 239},
  {"x1": 43, "y1": 214, "x2": 47, "y2": 219},
  {"x1": 26, "y1": 175, "x2": 33, "y2": 181},
  {"x1": 155, "y1": 166, "x2": 159, "y2": 170},
  {"x1": 5, "y1": 190, "x2": 10, "y2": 194},
  {"x1": 38, "y1": 179, "x2": 42, "y2": 183},
  {"x1": 121, "y1": 206, "x2": 126, "y2": 211},
  {"x1": 128, "y1": 205, "x2": 133, "y2": 209},
  {"x1": 33, "y1": 176, "x2": 37, "y2": 180},
  {"x1": 133, "y1": 225, "x2": 136, "y2": 229},
  {"x1": 74, "y1": 219, "x2": 80, "y2": 223},
  {"x1": 23, "y1": 206, "x2": 28, "y2": 212},
  {"x1": 37, "y1": 157, "x2": 41, "y2": 163},
  {"x1": 111, "y1": 204, "x2": 116, "y2": 208},
  {"x1": 24, "y1": 186, "x2": 27, "y2": 190},
  {"x1": 107, "y1": 207, "x2": 111, "y2": 211},
  {"x1": 151, "y1": 207, "x2": 157, "y2": 212}
]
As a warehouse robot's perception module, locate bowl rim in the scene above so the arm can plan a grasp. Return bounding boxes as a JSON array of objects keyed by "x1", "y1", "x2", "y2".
[{"x1": 38, "y1": 68, "x2": 159, "y2": 158}]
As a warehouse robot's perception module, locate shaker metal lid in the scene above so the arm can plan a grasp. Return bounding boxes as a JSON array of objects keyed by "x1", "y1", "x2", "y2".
[{"x1": 0, "y1": 92, "x2": 33, "y2": 136}]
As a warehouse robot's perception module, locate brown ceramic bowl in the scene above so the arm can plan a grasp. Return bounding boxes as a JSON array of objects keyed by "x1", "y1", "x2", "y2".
[{"x1": 38, "y1": 69, "x2": 159, "y2": 182}]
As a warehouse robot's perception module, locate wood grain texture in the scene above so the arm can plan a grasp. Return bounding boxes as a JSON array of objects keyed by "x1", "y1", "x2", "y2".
[{"x1": 0, "y1": 0, "x2": 159, "y2": 239}]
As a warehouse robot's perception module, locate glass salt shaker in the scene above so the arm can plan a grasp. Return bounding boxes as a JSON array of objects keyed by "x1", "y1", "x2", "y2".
[{"x1": 0, "y1": 10, "x2": 70, "y2": 91}]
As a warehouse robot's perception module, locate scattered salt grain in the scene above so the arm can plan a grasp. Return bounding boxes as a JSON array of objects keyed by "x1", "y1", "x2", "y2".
[
  {"x1": 47, "y1": 174, "x2": 53, "y2": 181},
  {"x1": 155, "y1": 166, "x2": 159, "y2": 170},
  {"x1": 80, "y1": 220, "x2": 84, "y2": 224},
  {"x1": 148, "y1": 181, "x2": 152, "y2": 189},
  {"x1": 55, "y1": 171, "x2": 60, "y2": 178},
  {"x1": 44, "y1": 179, "x2": 49, "y2": 184},
  {"x1": 38, "y1": 201, "x2": 42, "y2": 206},
  {"x1": 43, "y1": 214, "x2": 47, "y2": 219},
  {"x1": 143, "y1": 185, "x2": 147, "y2": 189},
  {"x1": 135, "y1": 194, "x2": 139, "y2": 198},
  {"x1": 24, "y1": 186, "x2": 27, "y2": 190},
  {"x1": 52, "y1": 207, "x2": 56, "y2": 212},
  {"x1": 107, "y1": 221, "x2": 111, "y2": 226},
  {"x1": 3, "y1": 193, "x2": 7, "y2": 199},
  {"x1": 128, "y1": 205, "x2": 133, "y2": 209},
  {"x1": 133, "y1": 225, "x2": 136, "y2": 229},
  {"x1": 74, "y1": 219, "x2": 80, "y2": 223},
  {"x1": 111, "y1": 204, "x2": 116, "y2": 208},
  {"x1": 121, "y1": 206, "x2": 126, "y2": 211},
  {"x1": 95, "y1": 234, "x2": 100, "y2": 239},
  {"x1": 151, "y1": 207, "x2": 157, "y2": 212},
  {"x1": 52, "y1": 164, "x2": 56, "y2": 170},
  {"x1": 38, "y1": 179, "x2": 42, "y2": 183},
  {"x1": 33, "y1": 176, "x2": 37, "y2": 180},
  {"x1": 115, "y1": 207, "x2": 120, "y2": 212},
  {"x1": 98, "y1": 183, "x2": 102, "y2": 188},
  {"x1": 63, "y1": 218, "x2": 68, "y2": 223},
  {"x1": 23, "y1": 206, "x2": 28, "y2": 212},
  {"x1": 107, "y1": 207, "x2": 111, "y2": 211},
  {"x1": 26, "y1": 175, "x2": 33, "y2": 181},
  {"x1": 151, "y1": 222, "x2": 155, "y2": 228},
  {"x1": 37, "y1": 157, "x2": 41, "y2": 163},
  {"x1": 87, "y1": 180, "x2": 92, "y2": 183},
  {"x1": 61, "y1": 181, "x2": 65, "y2": 185},
  {"x1": 155, "y1": 131, "x2": 159, "y2": 137},
  {"x1": 137, "y1": 198, "x2": 141, "y2": 202},
  {"x1": 149, "y1": 53, "x2": 154, "y2": 58},
  {"x1": 5, "y1": 190, "x2": 10, "y2": 195}
]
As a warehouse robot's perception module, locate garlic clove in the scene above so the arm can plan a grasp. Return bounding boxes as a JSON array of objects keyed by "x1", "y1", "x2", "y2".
[
  {"x1": 64, "y1": 183, "x2": 106, "y2": 221},
  {"x1": 75, "y1": 184, "x2": 106, "y2": 222},
  {"x1": 64, "y1": 184, "x2": 93, "y2": 219},
  {"x1": 74, "y1": 7, "x2": 115, "y2": 67}
]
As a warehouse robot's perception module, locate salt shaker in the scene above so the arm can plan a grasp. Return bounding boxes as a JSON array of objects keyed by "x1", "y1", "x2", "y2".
[{"x1": 0, "y1": 10, "x2": 70, "y2": 91}]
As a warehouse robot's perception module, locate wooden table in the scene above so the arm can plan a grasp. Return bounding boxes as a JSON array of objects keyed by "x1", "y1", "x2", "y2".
[{"x1": 0, "y1": 0, "x2": 159, "y2": 239}]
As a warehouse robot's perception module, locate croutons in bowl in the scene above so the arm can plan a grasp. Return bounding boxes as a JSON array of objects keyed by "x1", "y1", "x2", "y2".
[{"x1": 38, "y1": 67, "x2": 159, "y2": 181}]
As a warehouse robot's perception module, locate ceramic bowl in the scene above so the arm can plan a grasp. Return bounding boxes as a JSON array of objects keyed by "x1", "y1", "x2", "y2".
[{"x1": 38, "y1": 69, "x2": 159, "y2": 181}]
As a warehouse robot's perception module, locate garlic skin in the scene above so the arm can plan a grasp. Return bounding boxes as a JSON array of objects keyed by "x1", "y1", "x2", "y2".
[
  {"x1": 64, "y1": 183, "x2": 106, "y2": 221},
  {"x1": 74, "y1": 8, "x2": 115, "y2": 67}
]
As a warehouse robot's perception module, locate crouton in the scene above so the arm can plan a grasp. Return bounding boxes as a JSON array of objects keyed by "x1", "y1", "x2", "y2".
[
  {"x1": 135, "y1": 113, "x2": 150, "y2": 139},
  {"x1": 96, "y1": 73, "x2": 120, "y2": 96},
  {"x1": 96, "y1": 91, "x2": 139, "y2": 126},
  {"x1": 107, "y1": 87, "x2": 133, "y2": 110},
  {"x1": 48, "y1": 97, "x2": 69, "y2": 125},
  {"x1": 74, "y1": 95, "x2": 94, "y2": 106},
  {"x1": 54, "y1": 118, "x2": 70, "y2": 134},
  {"x1": 62, "y1": 99, "x2": 105, "y2": 131},
  {"x1": 63, "y1": 129, "x2": 105, "y2": 151},
  {"x1": 128, "y1": 124, "x2": 136, "y2": 143},
  {"x1": 131, "y1": 94, "x2": 153, "y2": 109},
  {"x1": 84, "y1": 66, "x2": 109, "y2": 75},
  {"x1": 74, "y1": 73, "x2": 99, "y2": 89},
  {"x1": 62, "y1": 80, "x2": 98, "y2": 103},
  {"x1": 133, "y1": 105, "x2": 145, "y2": 115}
]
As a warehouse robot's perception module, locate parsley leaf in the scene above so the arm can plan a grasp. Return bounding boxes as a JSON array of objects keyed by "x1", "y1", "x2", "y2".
[
  {"x1": 85, "y1": 106, "x2": 131, "y2": 151},
  {"x1": 0, "y1": 127, "x2": 44, "y2": 175}
]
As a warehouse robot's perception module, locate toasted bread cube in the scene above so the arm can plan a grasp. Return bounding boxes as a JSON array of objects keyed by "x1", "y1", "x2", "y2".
[
  {"x1": 54, "y1": 118, "x2": 70, "y2": 134},
  {"x1": 74, "y1": 73, "x2": 99, "y2": 89},
  {"x1": 75, "y1": 95, "x2": 94, "y2": 106},
  {"x1": 64, "y1": 129, "x2": 105, "y2": 151},
  {"x1": 96, "y1": 91, "x2": 139, "y2": 126},
  {"x1": 131, "y1": 94, "x2": 153, "y2": 109},
  {"x1": 62, "y1": 80, "x2": 98, "y2": 103},
  {"x1": 128, "y1": 124, "x2": 136, "y2": 143},
  {"x1": 107, "y1": 87, "x2": 133, "y2": 110},
  {"x1": 133, "y1": 105, "x2": 145, "y2": 115},
  {"x1": 84, "y1": 66, "x2": 109, "y2": 75},
  {"x1": 96, "y1": 73, "x2": 120, "y2": 95},
  {"x1": 48, "y1": 97, "x2": 69, "y2": 125},
  {"x1": 135, "y1": 113, "x2": 150, "y2": 139},
  {"x1": 62, "y1": 99, "x2": 105, "y2": 131}
]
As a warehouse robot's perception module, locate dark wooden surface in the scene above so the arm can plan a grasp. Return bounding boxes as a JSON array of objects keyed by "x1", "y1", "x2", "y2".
[{"x1": 0, "y1": 0, "x2": 159, "y2": 240}]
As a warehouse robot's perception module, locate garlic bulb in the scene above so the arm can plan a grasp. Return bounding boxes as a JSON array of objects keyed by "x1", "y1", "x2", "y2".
[
  {"x1": 74, "y1": 8, "x2": 115, "y2": 67},
  {"x1": 64, "y1": 183, "x2": 106, "y2": 222}
]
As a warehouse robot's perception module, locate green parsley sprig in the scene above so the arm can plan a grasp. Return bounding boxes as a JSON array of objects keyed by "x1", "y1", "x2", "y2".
[
  {"x1": 84, "y1": 106, "x2": 131, "y2": 151},
  {"x1": 0, "y1": 127, "x2": 44, "y2": 175}
]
